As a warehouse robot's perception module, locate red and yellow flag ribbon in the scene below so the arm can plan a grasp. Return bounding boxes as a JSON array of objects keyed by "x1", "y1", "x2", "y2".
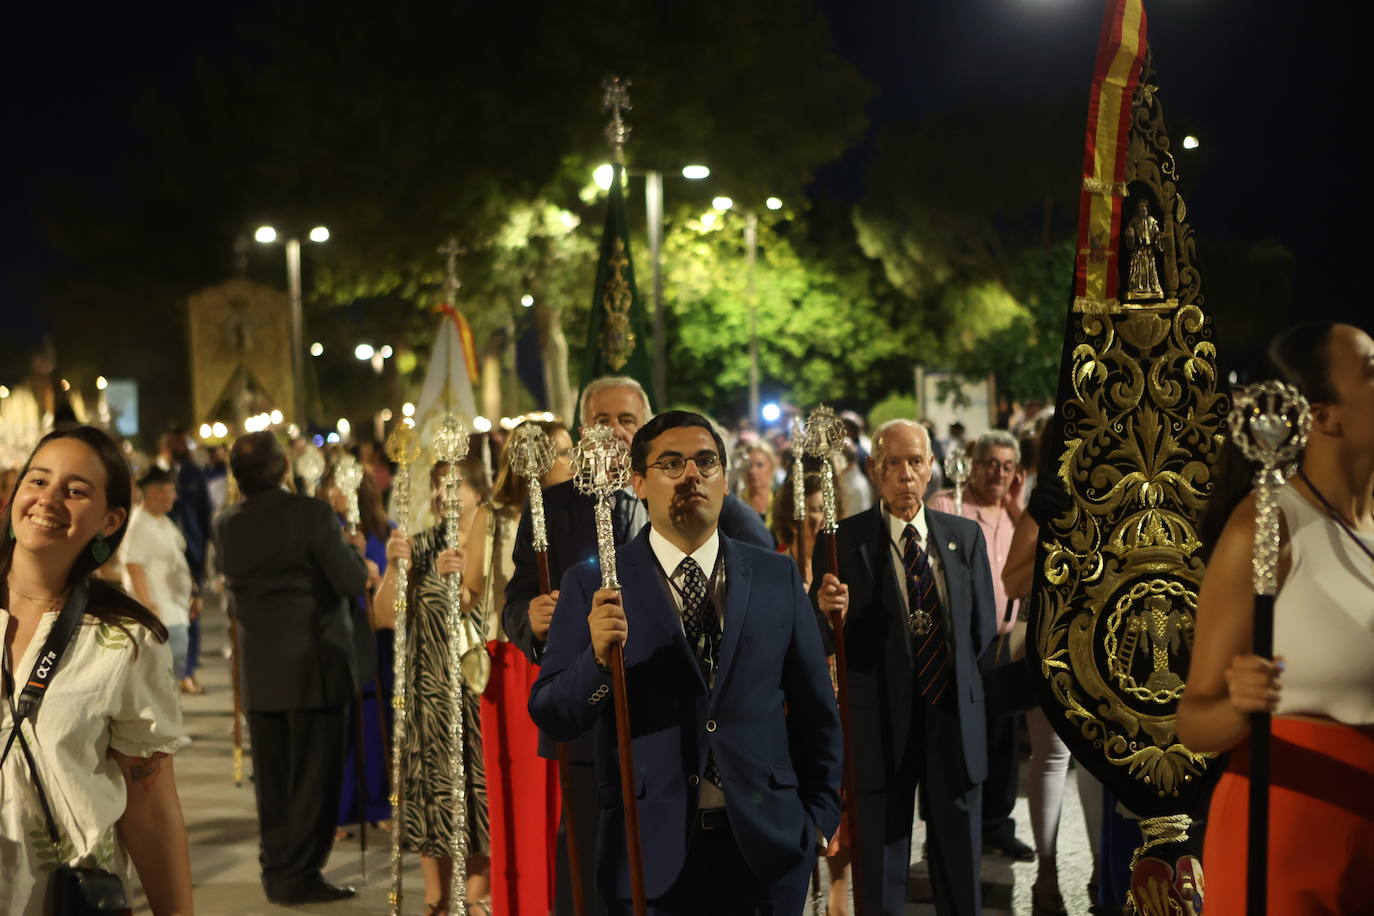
[
  {"x1": 1074, "y1": 0, "x2": 1149, "y2": 311},
  {"x1": 434, "y1": 303, "x2": 480, "y2": 384}
]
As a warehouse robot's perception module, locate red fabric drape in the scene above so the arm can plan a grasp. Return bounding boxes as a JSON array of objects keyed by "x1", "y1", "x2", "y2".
[{"x1": 482, "y1": 640, "x2": 561, "y2": 915}]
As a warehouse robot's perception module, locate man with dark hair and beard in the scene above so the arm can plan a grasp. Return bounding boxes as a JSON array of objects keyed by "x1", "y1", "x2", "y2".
[{"x1": 215, "y1": 431, "x2": 369, "y2": 906}]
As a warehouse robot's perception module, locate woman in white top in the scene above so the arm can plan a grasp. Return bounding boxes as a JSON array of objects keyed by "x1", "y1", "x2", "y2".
[
  {"x1": 1, "y1": 425, "x2": 193, "y2": 915},
  {"x1": 1178, "y1": 322, "x2": 1374, "y2": 914}
]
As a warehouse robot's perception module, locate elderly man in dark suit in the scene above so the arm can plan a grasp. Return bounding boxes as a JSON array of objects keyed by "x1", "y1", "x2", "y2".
[
  {"x1": 812, "y1": 418, "x2": 996, "y2": 916},
  {"x1": 215, "y1": 431, "x2": 369, "y2": 906},
  {"x1": 530, "y1": 410, "x2": 841, "y2": 915},
  {"x1": 504, "y1": 376, "x2": 774, "y2": 915}
]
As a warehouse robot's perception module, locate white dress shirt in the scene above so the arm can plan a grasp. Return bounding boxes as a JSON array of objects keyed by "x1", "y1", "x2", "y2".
[
  {"x1": 883, "y1": 505, "x2": 950, "y2": 619},
  {"x1": 647, "y1": 525, "x2": 726, "y2": 809}
]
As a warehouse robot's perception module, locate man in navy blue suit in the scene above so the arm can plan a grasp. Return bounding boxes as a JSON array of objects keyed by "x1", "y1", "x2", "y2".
[
  {"x1": 530, "y1": 410, "x2": 842, "y2": 915},
  {"x1": 505, "y1": 377, "x2": 773, "y2": 915},
  {"x1": 812, "y1": 418, "x2": 996, "y2": 915}
]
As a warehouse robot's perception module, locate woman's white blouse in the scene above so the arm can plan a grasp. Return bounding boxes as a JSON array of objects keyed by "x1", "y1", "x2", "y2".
[{"x1": 1, "y1": 609, "x2": 188, "y2": 916}]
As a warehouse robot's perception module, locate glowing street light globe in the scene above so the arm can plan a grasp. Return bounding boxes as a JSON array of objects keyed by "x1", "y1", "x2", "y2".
[
  {"x1": 309, "y1": 226, "x2": 330, "y2": 243},
  {"x1": 681, "y1": 165, "x2": 711, "y2": 180},
  {"x1": 593, "y1": 163, "x2": 615, "y2": 191},
  {"x1": 354, "y1": 344, "x2": 375, "y2": 361},
  {"x1": 712, "y1": 196, "x2": 734, "y2": 212},
  {"x1": 765, "y1": 197, "x2": 783, "y2": 211},
  {"x1": 310, "y1": 342, "x2": 324, "y2": 357},
  {"x1": 1182, "y1": 135, "x2": 1200, "y2": 150},
  {"x1": 520, "y1": 294, "x2": 534, "y2": 308},
  {"x1": 254, "y1": 225, "x2": 278, "y2": 244},
  {"x1": 761, "y1": 403, "x2": 782, "y2": 423}
]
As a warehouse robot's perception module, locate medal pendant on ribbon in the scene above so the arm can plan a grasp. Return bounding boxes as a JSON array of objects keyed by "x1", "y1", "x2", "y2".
[{"x1": 908, "y1": 608, "x2": 933, "y2": 636}]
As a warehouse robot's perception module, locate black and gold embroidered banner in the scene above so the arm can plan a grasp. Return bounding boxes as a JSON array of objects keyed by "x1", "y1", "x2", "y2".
[{"x1": 1026, "y1": 2, "x2": 1226, "y2": 907}]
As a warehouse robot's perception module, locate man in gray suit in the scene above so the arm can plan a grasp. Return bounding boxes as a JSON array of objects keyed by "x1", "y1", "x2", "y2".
[
  {"x1": 216, "y1": 431, "x2": 369, "y2": 905},
  {"x1": 812, "y1": 419, "x2": 996, "y2": 915}
]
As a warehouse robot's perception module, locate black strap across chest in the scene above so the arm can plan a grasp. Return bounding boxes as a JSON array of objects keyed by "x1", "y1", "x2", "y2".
[{"x1": 1, "y1": 580, "x2": 89, "y2": 768}]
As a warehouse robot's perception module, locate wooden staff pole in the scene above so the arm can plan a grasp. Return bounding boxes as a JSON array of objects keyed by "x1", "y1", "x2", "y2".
[
  {"x1": 228, "y1": 610, "x2": 245, "y2": 788},
  {"x1": 825, "y1": 528, "x2": 864, "y2": 916},
  {"x1": 540, "y1": 552, "x2": 587, "y2": 916}
]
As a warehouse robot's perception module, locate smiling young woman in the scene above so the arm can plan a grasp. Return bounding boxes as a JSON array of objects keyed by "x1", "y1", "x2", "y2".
[{"x1": 1, "y1": 425, "x2": 193, "y2": 916}]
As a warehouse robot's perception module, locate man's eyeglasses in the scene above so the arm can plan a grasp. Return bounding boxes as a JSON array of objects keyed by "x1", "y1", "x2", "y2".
[
  {"x1": 979, "y1": 459, "x2": 1019, "y2": 474},
  {"x1": 646, "y1": 452, "x2": 723, "y2": 479}
]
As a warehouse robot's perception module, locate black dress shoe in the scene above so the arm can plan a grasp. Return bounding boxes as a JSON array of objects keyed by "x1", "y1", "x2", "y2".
[
  {"x1": 983, "y1": 834, "x2": 1036, "y2": 861},
  {"x1": 269, "y1": 880, "x2": 358, "y2": 905}
]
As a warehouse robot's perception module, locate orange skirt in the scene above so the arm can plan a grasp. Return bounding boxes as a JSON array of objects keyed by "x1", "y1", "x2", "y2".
[{"x1": 1203, "y1": 717, "x2": 1374, "y2": 915}]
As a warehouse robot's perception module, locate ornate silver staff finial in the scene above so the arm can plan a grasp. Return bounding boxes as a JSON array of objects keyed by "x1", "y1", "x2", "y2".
[
  {"x1": 430, "y1": 414, "x2": 472, "y2": 914},
  {"x1": 1228, "y1": 381, "x2": 1312, "y2": 595},
  {"x1": 792, "y1": 416, "x2": 807, "y2": 525},
  {"x1": 382, "y1": 422, "x2": 422, "y2": 916},
  {"x1": 508, "y1": 422, "x2": 557, "y2": 552},
  {"x1": 602, "y1": 75, "x2": 633, "y2": 165},
  {"x1": 295, "y1": 444, "x2": 326, "y2": 499},
  {"x1": 438, "y1": 236, "x2": 463, "y2": 305},
  {"x1": 947, "y1": 446, "x2": 972, "y2": 515},
  {"x1": 801, "y1": 405, "x2": 846, "y2": 535},
  {"x1": 334, "y1": 454, "x2": 365, "y2": 534},
  {"x1": 572, "y1": 424, "x2": 632, "y2": 589}
]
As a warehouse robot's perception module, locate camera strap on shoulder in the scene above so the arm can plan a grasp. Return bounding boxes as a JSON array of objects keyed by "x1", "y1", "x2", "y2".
[{"x1": 1, "y1": 580, "x2": 90, "y2": 769}]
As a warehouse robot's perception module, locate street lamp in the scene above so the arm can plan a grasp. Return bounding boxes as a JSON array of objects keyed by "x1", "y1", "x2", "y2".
[
  {"x1": 765, "y1": 197, "x2": 783, "y2": 211},
  {"x1": 256, "y1": 224, "x2": 329, "y2": 426},
  {"x1": 1182, "y1": 135, "x2": 1200, "y2": 150},
  {"x1": 712, "y1": 196, "x2": 734, "y2": 211}
]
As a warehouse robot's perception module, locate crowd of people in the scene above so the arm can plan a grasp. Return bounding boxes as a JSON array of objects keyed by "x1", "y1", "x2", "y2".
[{"x1": 0, "y1": 320, "x2": 1370, "y2": 915}]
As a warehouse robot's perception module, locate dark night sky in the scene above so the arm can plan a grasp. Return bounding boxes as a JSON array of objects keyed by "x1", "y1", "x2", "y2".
[{"x1": 4, "y1": 1, "x2": 1365, "y2": 349}]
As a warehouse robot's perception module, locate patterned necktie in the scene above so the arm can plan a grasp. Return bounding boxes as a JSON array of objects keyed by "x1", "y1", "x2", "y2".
[
  {"x1": 902, "y1": 524, "x2": 951, "y2": 706},
  {"x1": 678, "y1": 556, "x2": 722, "y2": 787}
]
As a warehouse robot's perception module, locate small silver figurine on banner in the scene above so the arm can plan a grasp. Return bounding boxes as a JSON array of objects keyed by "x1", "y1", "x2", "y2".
[
  {"x1": 571, "y1": 424, "x2": 648, "y2": 914},
  {"x1": 1226, "y1": 379, "x2": 1311, "y2": 916},
  {"x1": 946, "y1": 445, "x2": 971, "y2": 516},
  {"x1": 384, "y1": 424, "x2": 422, "y2": 916},
  {"x1": 431, "y1": 415, "x2": 472, "y2": 916}
]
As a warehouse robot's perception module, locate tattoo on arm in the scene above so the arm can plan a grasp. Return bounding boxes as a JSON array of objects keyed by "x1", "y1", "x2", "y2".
[{"x1": 125, "y1": 754, "x2": 166, "y2": 791}]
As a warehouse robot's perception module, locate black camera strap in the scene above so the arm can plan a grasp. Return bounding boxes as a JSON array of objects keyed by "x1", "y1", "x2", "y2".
[{"x1": 1, "y1": 580, "x2": 89, "y2": 771}]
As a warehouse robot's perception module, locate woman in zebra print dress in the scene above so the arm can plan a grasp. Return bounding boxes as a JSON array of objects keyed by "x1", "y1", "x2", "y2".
[{"x1": 376, "y1": 455, "x2": 492, "y2": 916}]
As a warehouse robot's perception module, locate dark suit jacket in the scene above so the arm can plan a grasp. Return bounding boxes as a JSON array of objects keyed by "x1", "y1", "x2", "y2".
[
  {"x1": 811, "y1": 504, "x2": 996, "y2": 795},
  {"x1": 215, "y1": 488, "x2": 369, "y2": 711},
  {"x1": 171, "y1": 460, "x2": 214, "y2": 584},
  {"x1": 530, "y1": 530, "x2": 842, "y2": 900},
  {"x1": 503, "y1": 480, "x2": 773, "y2": 761}
]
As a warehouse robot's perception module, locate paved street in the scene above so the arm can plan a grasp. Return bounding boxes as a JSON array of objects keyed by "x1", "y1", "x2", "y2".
[{"x1": 133, "y1": 597, "x2": 1096, "y2": 915}]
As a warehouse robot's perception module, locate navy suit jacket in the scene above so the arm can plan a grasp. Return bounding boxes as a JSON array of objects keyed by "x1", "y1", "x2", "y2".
[
  {"x1": 529, "y1": 529, "x2": 842, "y2": 900},
  {"x1": 504, "y1": 480, "x2": 774, "y2": 761},
  {"x1": 811, "y1": 505, "x2": 996, "y2": 795}
]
